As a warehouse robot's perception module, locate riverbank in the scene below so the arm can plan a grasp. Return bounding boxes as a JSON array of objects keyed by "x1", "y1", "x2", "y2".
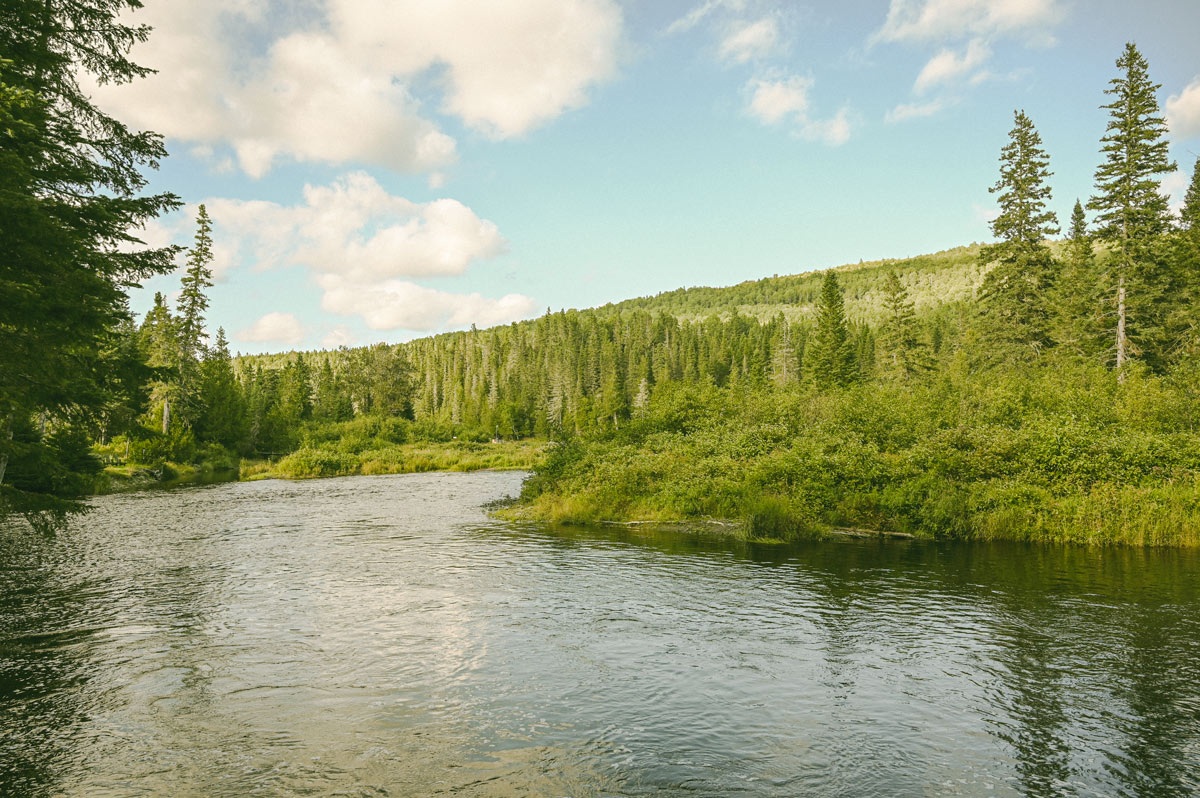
[
  {"x1": 239, "y1": 439, "x2": 548, "y2": 481},
  {"x1": 506, "y1": 370, "x2": 1200, "y2": 548},
  {"x1": 90, "y1": 439, "x2": 547, "y2": 494}
]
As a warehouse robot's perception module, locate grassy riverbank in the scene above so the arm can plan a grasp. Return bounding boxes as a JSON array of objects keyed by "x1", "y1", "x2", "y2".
[
  {"x1": 240, "y1": 439, "x2": 547, "y2": 481},
  {"x1": 505, "y1": 364, "x2": 1200, "y2": 547}
]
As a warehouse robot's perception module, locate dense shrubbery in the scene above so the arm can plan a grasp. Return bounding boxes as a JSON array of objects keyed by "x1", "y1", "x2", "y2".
[{"x1": 514, "y1": 364, "x2": 1200, "y2": 546}]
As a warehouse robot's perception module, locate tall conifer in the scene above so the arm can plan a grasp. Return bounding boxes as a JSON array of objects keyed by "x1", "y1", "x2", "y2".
[
  {"x1": 978, "y1": 110, "x2": 1059, "y2": 359},
  {"x1": 1088, "y1": 42, "x2": 1176, "y2": 375},
  {"x1": 808, "y1": 272, "x2": 855, "y2": 389}
]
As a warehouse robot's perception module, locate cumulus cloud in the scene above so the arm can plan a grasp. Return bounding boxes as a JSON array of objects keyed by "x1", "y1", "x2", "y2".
[
  {"x1": 203, "y1": 172, "x2": 506, "y2": 283},
  {"x1": 196, "y1": 173, "x2": 532, "y2": 332},
  {"x1": 238, "y1": 312, "x2": 306, "y2": 346},
  {"x1": 322, "y1": 325, "x2": 357, "y2": 348},
  {"x1": 87, "y1": 0, "x2": 622, "y2": 176},
  {"x1": 886, "y1": 98, "x2": 949, "y2": 122},
  {"x1": 1166, "y1": 77, "x2": 1200, "y2": 140},
  {"x1": 719, "y1": 18, "x2": 779, "y2": 63},
  {"x1": 913, "y1": 38, "x2": 990, "y2": 94},
  {"x1": 320, "y1": 277, "x2": 537, "y2": 331},
  {"x1": 747, "y1": 76, "x2": 811, "y2": 124},
  {"x1": 801, "y1": 108, "x2": 852, "y2": 146},
  {"x1": 745, "y1": 77, "x2": 850, "y2": 145},
  {"x1": 872, "y1": 0, "x2": 1064, "y2": 44}
]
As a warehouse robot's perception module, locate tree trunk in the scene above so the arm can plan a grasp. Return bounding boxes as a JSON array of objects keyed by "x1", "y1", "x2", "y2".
[
  {"x1": 0, "y1": 415, "x2": 11, "y2": 487},
  {"x1": 162, "y1": 399, "x2": 170, "y2": 435},
  {"x1": 1116, "y1": 273, "x2": 1127, "y2": 383}
]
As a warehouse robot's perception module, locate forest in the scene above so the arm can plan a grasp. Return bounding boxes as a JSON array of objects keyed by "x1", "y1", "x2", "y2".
[{"x1": 3, "y1": 21, "x2": 1200, "y2": 544}]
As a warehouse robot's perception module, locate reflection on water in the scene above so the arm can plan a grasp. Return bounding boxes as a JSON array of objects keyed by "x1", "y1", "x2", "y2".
[{"x1": 2, "y1": 471, "x2": 1199, "y2": 796}]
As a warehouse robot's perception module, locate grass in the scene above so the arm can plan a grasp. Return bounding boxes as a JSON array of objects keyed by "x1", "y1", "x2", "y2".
[{"x1": 242, "y1": 439, "x2": 548, "y2": 481}]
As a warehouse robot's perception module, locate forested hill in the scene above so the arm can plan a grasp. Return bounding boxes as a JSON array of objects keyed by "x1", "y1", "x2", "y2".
[
  {"x1": 595, "y1": 243, "x2": 987, "y2": 324},
  {"x1": 231, "y1": 243, "x2": 990, "y2": 445}
]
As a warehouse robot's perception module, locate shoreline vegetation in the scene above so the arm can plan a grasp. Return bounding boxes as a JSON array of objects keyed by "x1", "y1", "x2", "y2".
[{"x1": 92, "y1": 439, "x2": 547, "y2": 493}]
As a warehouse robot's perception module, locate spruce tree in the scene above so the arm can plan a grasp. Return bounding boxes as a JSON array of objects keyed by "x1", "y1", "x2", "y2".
[
  {"x1": 178, "y1": 205, "x2": 215, "y2": 364},
  {"x1": 0, "y1": 0, "x2": 180, "y2": 522},
  {"x1": 1175, "y1": 159, "x2": 1200, "y2": 355},
  {"x1": 880, "y1": 270, "x2": 928, "y2": 377},
  {"x1": 1054, "y1": 200, "x2": 1104, "y2": 358},
  {"x1": 978, "y1": 110, "x2": 1059, "y2": 359},
  {"x1": 1089, "y1": 42, "x2": 1176, "y2": 375},
  {"x1": 808, "y1": 272, "x2": 855, "y2": 389}
]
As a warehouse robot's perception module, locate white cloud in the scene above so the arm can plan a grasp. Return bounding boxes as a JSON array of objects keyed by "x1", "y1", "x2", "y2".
[
  {"x1": 913, "y1": 38, "x2": 990, "y2": 94},
  {"x1": 885, "y1": 99, "x2": 949, "y2": 122},
  {"x1": 973, "y1": 202, "x2": 1000, "y2": 224},
  {"x1": 1161, "y1": 171, "x2": 1190, "y2": 217},
  {"x1": 87, "y1": 0, "x2": 622, "y2": 177},
  {"x1": 719, "y1": 18, "x2": 779, "y2": 64},
  {"x1": 1166, "y1": 77, "x2": 1200, "y2": 140},
  {"x1": 747, "y1": 76, "x2": 811, "y2": 124},
  {"x1": 203, "y1": 172, "x2": 506, "y2": 284},
  {"x1": 872, "y1": 0, "x2": 1063, "y2": 44},
  {"x1": 237, "y1": 312, "x2": 306, "y2": 346},
  {"x1": 322, "y1": 325, "x2": 357, "y2": 348},
  {"x1": 320, "y1": 276, "x2": 537, "y2": 332},
  {"x1": 665, "y1": 0, "x2": 725, "y2": 35},
  {"x1": 801, "y1": 108, "x2": 852, "y2": 146},
  {"x1": 195, "y1": 173, "x2": 530, "y2": 332},
  {"x1": 745, "y1": 76, "x2": 850, "y2": 146}
]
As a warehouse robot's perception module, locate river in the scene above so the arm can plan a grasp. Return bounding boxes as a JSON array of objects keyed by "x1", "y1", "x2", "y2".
[{"x1": 1, "y1": 471, "x2": 1198, "y2": 796}]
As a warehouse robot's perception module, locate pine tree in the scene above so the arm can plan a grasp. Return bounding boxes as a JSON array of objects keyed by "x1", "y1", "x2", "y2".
[
  {"x1": 880, "y1": 271, "x2": 928, "y2": 377},
  {"x1": 1183, "y1": 158, "x2": 1200, "y2": 233},
  {"x1": 178, "y1": 205, "x2": 214, "y2": 363},
  {"x1": 1054, "y1": 201, "x2": 1105, "y2": 358},
  {"x1": 1089, "y1": 42, "x2": 1176, "y2": 376},
  {"x1": 808, "y1": 272, "x2": 855, "y2": 389},
  {"x1": 196, "y1": 328, "x2": 245, "y2": 448},
  {"x1": 1174, "y1": 159, "x2": 1200, "y2": 355},
  {"x1": 0, "y1": 0, "x2": 180, "y2": 522},
  {"x1": 978, "y1": 110, "x2": 1060, "y2": 359}
]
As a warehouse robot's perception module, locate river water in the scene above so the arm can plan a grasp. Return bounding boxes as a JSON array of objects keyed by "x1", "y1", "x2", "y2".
[{"x1": 1, "y1": 471, "x2": 1198, "y2": 797}]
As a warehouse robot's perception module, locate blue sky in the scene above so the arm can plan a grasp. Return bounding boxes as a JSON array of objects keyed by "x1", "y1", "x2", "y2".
[{"x1": 94, "y1": 0, "x2": 1200, "y2": 354}]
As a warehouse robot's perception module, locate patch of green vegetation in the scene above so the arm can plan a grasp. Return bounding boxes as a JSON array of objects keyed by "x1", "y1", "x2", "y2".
[
  {"x1": 246, "y1": 439, "x2": 547, "y2": 481},
  {"x1": 513, "y1": 366, "x2": 1200, "y2": 547}
]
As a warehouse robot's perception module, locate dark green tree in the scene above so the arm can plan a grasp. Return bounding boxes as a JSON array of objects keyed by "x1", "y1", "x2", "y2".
[
  {"x1": 978, "y1": 110, "x2": 1060, "y2": 359},
  {"x1": 0, "y1": 0, "x2": 180, "y2": 522},
  {"x1": 1088, "y1": 43, "x2": 1176, "y2": 375},
  {"x1": 1053, "y1": 200, "x2": 1105, "y2": 358},
  {"x1": 880, "y1": 271, "x2": 928, "y2": 377},
  {"x1": 196, "y1": 329, "x2": 245, "y2": 449},
  {"x1": 808, "y1": 272, "x2": 855, "y2": 389}
]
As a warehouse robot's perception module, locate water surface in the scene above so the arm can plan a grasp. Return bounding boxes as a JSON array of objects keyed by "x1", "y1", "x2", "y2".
[{"x1": 2, "y1": 471, "x2": 1198, "y2": 796}]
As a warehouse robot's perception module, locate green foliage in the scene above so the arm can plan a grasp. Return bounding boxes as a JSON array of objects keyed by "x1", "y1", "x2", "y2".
[
  {"x1": 1089, "y1": 42, "x2": 1178, "y2": 373},
  {"x1": 515, "y1": 365, "x2": 1200, "y2": 546},
  {"x1": 0, "y1": 0, "x2": 180, "y2": 525},
  {"x1": 977, "y1": 110, "x2": 1059, "y2": 359},
  {"x1": 807, "y1": 272, "x2": 856, "y2": 389}
]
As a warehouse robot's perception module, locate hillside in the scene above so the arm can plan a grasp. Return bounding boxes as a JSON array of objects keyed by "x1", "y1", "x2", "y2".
[{"x1": 232, "y1": 245, "x2": 988, "y2": 443}]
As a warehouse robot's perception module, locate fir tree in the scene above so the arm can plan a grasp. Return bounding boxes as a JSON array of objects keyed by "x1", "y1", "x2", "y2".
[
  {"x1": 1051, "y1": 201, "x2": 1102, "y2": 360},
  {"x1": 1089, "y1": 42, "x2": 1176, "y2": 375},
  {"x1": 808, "y1": 272, "x2": 855, "y2": 389},
  {"x1": 978, "y1": 110, "x2": 1059, "y2": 359},
  {"x1": 880, "y1": 271, "x2": 928, "y2": 377},
  {"x1": 0, "y1": 0, "x2": 180, "y2": 522},
  {"x1": 196, "y1": 328, "x2": 245, "y2": 448},
  {"x1": 178, "y1": 205, "x2": 214, "y2": 364}
]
